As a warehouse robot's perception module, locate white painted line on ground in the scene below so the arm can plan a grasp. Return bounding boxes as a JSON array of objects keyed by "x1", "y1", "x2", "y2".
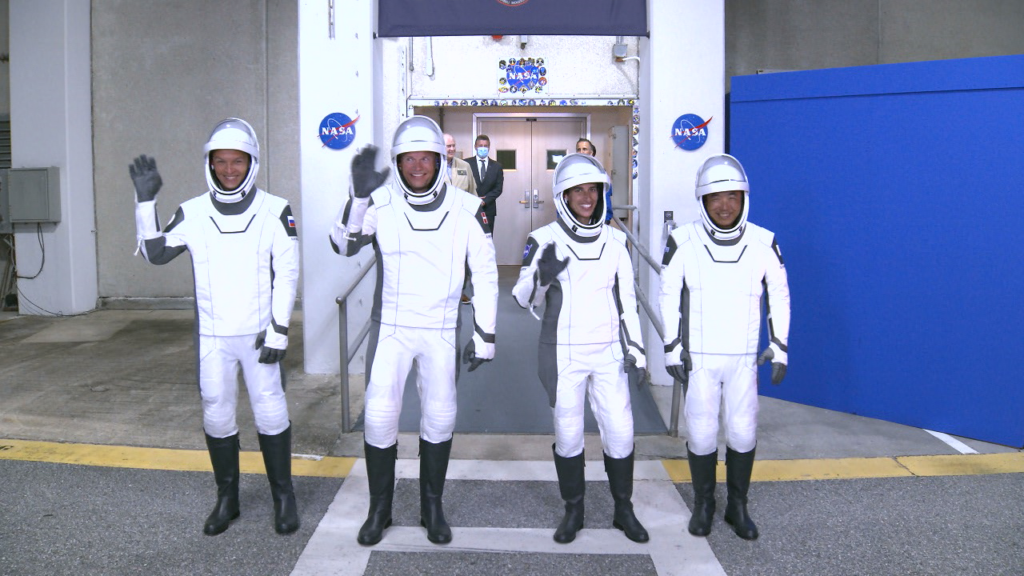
[
  {"x1": 924, "y1": 429, "x2": 978, "y2": 454},
  {"x1": 292, "y1": 459, "x2": 724, "y2": 576}
]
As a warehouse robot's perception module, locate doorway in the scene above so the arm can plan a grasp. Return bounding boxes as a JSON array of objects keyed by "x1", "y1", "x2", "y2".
[{"x1": 477, "y1": 115, "x2": 588, "y2": 265}]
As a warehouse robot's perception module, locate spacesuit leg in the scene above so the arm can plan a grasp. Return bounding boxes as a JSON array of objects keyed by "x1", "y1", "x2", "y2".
[
  {"x1": 363, "y1": 326, "x2": 416, "y2": 449},
  {"x1": 586, "y1": 344, "x2": 634, "y2": 460},
  {"x1": 552, "y1": 352, "x2": 590, "y2": 459},
  {"x1": 683, "y1": 354, "x2": 723, "y2": 457},
  {"x1": 198, "y1": 335, "x2": 241, "y2": 439},
  {"x1": 415, "y1": 328, "x2": 459, "y2": 445},
  {"x1": 721, "y1": 354, "x2": 759, "y2": 454},
  {"x1": 237, "y1": 335, "x2": 290, "y2": 436}
]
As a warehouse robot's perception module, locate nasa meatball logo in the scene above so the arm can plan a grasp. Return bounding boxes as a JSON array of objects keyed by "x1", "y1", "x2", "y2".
[
  {"x1": 495, "y1": 0, "x2": 530, "y2": 6},
  {"x1": 319, "y1": 112, "x2": 359, "y2": 150},
  {"x1": 671, "y1": 114, "x2": 712, "y2": 151}
]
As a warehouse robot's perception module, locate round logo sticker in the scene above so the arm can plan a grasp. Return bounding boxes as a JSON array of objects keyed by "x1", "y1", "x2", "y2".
[
  {"x1": 671, "y1": 114, "x2": 712, "y2": 151},
  {"x1": 319, "y1": 113, "x2": 358, "y2": 150}
]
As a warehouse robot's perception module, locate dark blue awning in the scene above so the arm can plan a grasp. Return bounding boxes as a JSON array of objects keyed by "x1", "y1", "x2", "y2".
[{"x1": 378, "y1": 0, "x2": 648, "y2": 38}]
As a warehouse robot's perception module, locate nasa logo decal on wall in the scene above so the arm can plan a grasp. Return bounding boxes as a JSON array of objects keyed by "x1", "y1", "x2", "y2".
[
  {"x1": 319, "y1": 113, "x2": 359, "y2": 150},
  {"x1": 495, "y1": 0, "x2": 530, "y2": 6},
  {"x1": 671, "y1": 114, "x2": 712, "y2": 151}
]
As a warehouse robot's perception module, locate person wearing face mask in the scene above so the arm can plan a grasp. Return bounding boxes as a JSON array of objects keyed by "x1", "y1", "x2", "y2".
[
  {"x1": 512, "y1": 153, "x2": 649, "y2": 545},
  {"x1": 466, "y1": 134, "x2": 503, "y2": 232},
  {"x1": 330, "y1": 116, "x2": 499, "y2": 547},
  {"x1": 129, "y1": 118, "x2": 301, "y2": 537},
  {"x1": 659, "y1": 154, "x2": 790, "y2": 542}
]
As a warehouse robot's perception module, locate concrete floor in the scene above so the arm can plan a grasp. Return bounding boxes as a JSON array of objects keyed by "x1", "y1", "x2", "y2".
[{"x1": 2, "y1": 309, "x2": 1023, "y2": 576}]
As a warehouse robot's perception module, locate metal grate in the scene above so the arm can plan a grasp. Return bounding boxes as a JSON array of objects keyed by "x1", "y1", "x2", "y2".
[{"x1": 0, "y1": 117, "x2": 10, "y2": 169}]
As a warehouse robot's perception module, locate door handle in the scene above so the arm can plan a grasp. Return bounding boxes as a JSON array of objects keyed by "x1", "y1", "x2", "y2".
[
  {"x1": 520, "y1": 190, "x2": 531, "y2": 206},
  {"x1": 532, "y1": 190, "x2": 544, "y2": 209}
]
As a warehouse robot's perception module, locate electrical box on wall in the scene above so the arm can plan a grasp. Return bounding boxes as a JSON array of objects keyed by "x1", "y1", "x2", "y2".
[
  {"x1": 0, "y1": 170, "x2": 11, "y2": 234},
  {"x1": 8, "y1": 167, "x2": 61, "y2": 224}
]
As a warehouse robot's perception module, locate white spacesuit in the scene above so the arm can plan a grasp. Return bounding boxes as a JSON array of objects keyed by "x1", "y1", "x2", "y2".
[
  {"x1": 512, "y1": 153, "x2": 649, "y2": 545},
  {"x1": 330, "y1": 116, "x2": 498, "y2": 546},
  {"x1": 659, "y1": 153, "x2": 790, "y2": 541},
  {"x1": 130, "y1": 118, "x2": 301, "y2": 536}
]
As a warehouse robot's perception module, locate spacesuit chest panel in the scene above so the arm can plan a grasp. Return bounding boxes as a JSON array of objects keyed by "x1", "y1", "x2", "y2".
[
  {"x1": 373, "y1": 188, "x2": 466, "y2": 328},
  {"x1": 190, "y1": 192, "x2": 273, "y2": 336},
  {"x1": 687, "y1": 224, "x2": 764, "y2": 354},
  {"x1": 547, "y1": 226, "x2": 621, "y2": 345}
]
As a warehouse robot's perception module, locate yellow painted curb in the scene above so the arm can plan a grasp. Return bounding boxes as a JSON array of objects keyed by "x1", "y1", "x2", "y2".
[
  {"x1": 0, "y1": 439, "x2": 354, "y2": 478},
  {"x1": 897, "y1": 452, "x2": 1024, "y2": 477}
]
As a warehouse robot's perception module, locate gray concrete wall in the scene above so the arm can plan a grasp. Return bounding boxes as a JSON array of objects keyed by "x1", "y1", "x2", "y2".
[
  {"x1": 91, "y1": 0, "x2": 298, "y2": 301},
  {"x1": 726, "y1": 0, "x2": 1024, "y2": 91}
]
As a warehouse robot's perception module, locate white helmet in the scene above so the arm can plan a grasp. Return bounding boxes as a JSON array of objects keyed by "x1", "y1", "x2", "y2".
[
  {"x1": 204, "y1": 117, "x2": 259, "y2": 202},
  {"x1": 552, "y1": 153, "x2": 609, "y2": 238},
  {"x1": 695, "y1": 153, "x2": 750, "y2": 240},
  {"x1": 391, "y1": 116, "x2": 446, "y2": 205}
]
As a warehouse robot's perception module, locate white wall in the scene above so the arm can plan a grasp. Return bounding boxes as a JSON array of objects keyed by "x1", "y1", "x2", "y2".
[
  {"x1": 640, "y1": 1, "x2": 725, "y2": 386},
  {"x1": 10, "y1": 0, "x2": 96, "y2": 315}
]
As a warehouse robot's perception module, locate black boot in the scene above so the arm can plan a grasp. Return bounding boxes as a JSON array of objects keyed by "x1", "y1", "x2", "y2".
[
  {"x1": 687, "y1": 446, "x2": 717, "y2": 537},
  {"x1": 357, "y1": 441, "x2": 397, "y2": 546},
  {"x1": 604, "y1": 450, "x2": 649, "y2": 543},
  {"x1": 203, "y1": 433, "x2": 240, "y2": 536},
  {"x1": 724, "y1": 446, "x2": 758, "y2": 540},
  {"x1": 552, "y1": 445, "x2": 585, "y2": 544},
  {"x1": 419, "y1": 437, "x2": 453, "y2": 544},
  {"x1": 258, "y1": 425, "x2": 300, "y2": 535}
]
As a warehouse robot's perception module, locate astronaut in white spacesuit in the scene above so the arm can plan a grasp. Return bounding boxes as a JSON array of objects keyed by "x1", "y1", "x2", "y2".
[
  {"x1": 330, "y1": 116, "x2": 498, "y2": 546},
  {"x1": 658, "y1": 154, "x2": 790, "y2": 541},
  {"x1": 129, "y1": 118, "x2": 301, "y2": 536},
  {"x1": 512, "y1": 153, "x2": 649, "y2": 545}
]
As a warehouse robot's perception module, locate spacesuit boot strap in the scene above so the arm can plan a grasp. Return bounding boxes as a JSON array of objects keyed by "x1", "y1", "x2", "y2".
[
  {"x1": 552, "y1": 444, "x2": 585, "y2": 544},
  {"x1": 419, "y1": 437, "x2": 453, "y2": 544},
  {"x1": 686, "y1": 445, "x2": 717, "y2": 537},
  {"x1": 604, "y1": 450, "x2": 649, "y2": 543},
  {"x1": 257, "y1": 425, "x2": 300, "y2": 535},
  {"x1": 724, "y1": 446, "x2": 758, "y2": 540},
  {"x1": 203, "y1": 433, "x2": 240, "y2": 536},
  {"x1": 358, "y1": 441, "x2": 397, "y2": 546}
]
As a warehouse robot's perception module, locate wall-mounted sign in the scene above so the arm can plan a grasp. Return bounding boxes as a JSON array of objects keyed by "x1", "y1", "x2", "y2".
[
  {"x1": 671, "y1": 114, "x2": 712, "y2": 151},
  {"x1": 498, "y1": 57, "x2": 547, "y2": 94},
  {"x1": 319, "y1": 112, "x2": 358, "y2": 150}
]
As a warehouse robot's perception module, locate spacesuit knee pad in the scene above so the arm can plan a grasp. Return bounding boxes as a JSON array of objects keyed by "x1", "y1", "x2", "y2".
[
  {"x1": 203, "y1": 409, "x2": 238, "y2": 439},
  {"x1": 363, "y1": 402, "x2": 401, "y2": 448},
  {"x1": 420, "y1": 403, "x2": 457, "y2": 444},
  {"x1": 725, "y1": 418, "x2": 758, "y2": 454}
]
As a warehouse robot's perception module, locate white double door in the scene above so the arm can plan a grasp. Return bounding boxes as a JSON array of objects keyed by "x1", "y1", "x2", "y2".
[{"x1": 480, "y1": 117, "x2": 587, "y2": 265}]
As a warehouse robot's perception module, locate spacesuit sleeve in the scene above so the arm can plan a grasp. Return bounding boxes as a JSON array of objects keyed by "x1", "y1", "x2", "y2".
[
  {"x1": 135, "y1": 199, "x2": 188, "y2": 265},
  {"x1": 511, "y1": 235, "x2": 549, "y2": 311},
  {"x1": 270, "y1": 204, "x2": 301, "y2": 334},
  {"x1": 329, "y1": 197, "x2": 377, "y2": 257},
  {"x1": 762, "y1": 234, "x2": 791, "y2": 362},
  {"x1": 466, "y1": 210, "x2": 499, "y2": 345},
  {"x1": 614, "y1": 243, "x2": 646, "y2": 369},
  {"x1": 658, "y1": 229, "x2": 686, "y2": 351}
]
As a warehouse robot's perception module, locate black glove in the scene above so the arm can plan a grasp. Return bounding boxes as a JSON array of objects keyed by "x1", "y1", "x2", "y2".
[
  {"x1": 351, "y1": 146, "x2": 390, "y2": 199},
  {"x1": 129, "y1": 155, "x2": 162, "y2": 202},
  {"x1": 625, "y1": 357, "x2": 647, "y2": 390},
  {"x1": 665, "y1": 346, "x2": 692, "y2": 385},
  {"x1": 461, "y1": 339, "x2": 489, "y2": 372},
  {"x1": 537, "y1": 243, "x2": 569, "y2": 286},
  {"x1": 255, "y1": 330, "x2": 287, "y2": 364},
  {"x1": 757, "y1": 347, "x2": 787, "y2": 385}
]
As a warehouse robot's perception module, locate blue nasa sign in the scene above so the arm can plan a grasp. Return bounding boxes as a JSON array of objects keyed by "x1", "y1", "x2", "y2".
[
  {"x1": 671, "y1": 114, "x2": 712, "y2": 151},
  {"x1": 319, "y1": 113, "x2": 358, "y2": 150}
]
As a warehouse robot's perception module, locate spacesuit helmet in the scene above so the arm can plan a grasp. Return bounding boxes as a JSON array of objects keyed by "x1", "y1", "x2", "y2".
[
  {"x1": 695, "y1": 153, "x2": 750, "y2": 240},
  {"x1": 391, "y1": 116, "x2": 446, "y2": 205},
  {"x1": 552, "y1": 153, "x2": 609, "y2": 238},
  {"x1": 203, "y1": 117, "x2": 260, "y2": 202}
]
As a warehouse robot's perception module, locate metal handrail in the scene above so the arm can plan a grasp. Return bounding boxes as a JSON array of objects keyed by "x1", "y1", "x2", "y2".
[
  {"x1": 609, "y1": 216, "x2": 683, "y2": 437},
  {"x1": 335, "y1": 256, "x2": 376, "y2": 433}
]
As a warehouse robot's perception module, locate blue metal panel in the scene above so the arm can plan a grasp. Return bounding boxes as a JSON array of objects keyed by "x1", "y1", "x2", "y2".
[{"x1": 732, "y1": 55, "x2": 1024, "y2": 447}]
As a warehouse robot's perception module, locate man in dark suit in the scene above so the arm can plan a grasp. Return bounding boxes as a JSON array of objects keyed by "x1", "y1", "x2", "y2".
[{"x1": 466, "y1": 134, "x2": 503, "y2": 231}]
